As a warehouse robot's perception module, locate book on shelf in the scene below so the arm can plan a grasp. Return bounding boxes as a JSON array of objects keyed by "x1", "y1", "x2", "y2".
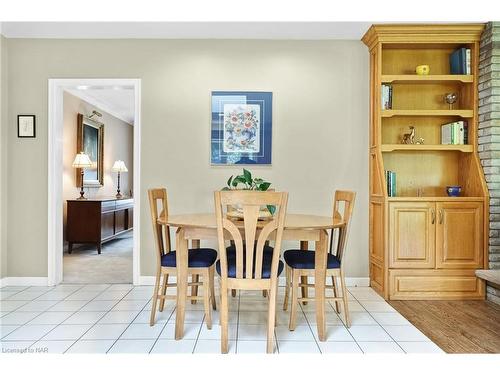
[
  {"x1": 381, "y1": 84, "x2": 392, "y2": 110},
  {"x1": 450, "y1": 47, "x2": 471, "y2": 75},
  {"x1": 385, "y1": 170, "x2": 396, "y2": 197},
  {"x1": 441, "y1": 120, "x2": 468, "y2": 145}
]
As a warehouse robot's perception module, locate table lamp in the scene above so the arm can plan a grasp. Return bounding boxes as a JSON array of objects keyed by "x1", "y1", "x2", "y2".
[
  {"x1": 72, "y1": 152, "x2": 93, "y2": 200},
  {"x1": 112, "y1": 160, "x2": 128, "y2": 199}
]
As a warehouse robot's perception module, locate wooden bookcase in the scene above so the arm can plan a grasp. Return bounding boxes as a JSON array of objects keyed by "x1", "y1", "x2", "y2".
[{"x1": 362, "y1": 24, "x2": 489, "y2": 300}]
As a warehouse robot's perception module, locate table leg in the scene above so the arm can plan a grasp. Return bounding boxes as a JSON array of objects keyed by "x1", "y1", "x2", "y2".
[
  {"x1": 300, "y1": 241, "x2": 308, "y2": 305},
  {"x1": 175, "y1": 228, "x2": 188, "y2": 340},
  {"x1": 191, "y1": 239, "x2": 200, "y2": 304},
  {"x1": 315, "y1": 229, "x2": 327, "y2": 341}
]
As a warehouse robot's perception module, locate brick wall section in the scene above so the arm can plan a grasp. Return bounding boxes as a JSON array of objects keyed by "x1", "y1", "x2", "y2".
[{"x1": 479, "y1": 22, "x2": 500, "y2": 304}]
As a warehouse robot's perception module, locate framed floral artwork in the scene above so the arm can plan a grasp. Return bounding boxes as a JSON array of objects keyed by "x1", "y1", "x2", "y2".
[{"x1": 211, "y1": 91, "x2": 272, "y2": 165}]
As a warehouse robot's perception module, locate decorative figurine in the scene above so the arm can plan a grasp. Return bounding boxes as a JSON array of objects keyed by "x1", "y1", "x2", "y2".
[
  {"x1": 415, "y1": 137, "x2": 425, "y2": 145},
  {"x1": 401, "y1": 126, "x2": 416, "y2": 144},
  {"x1": 415, "y1": 64, "x2": 430, "y2": 75},
  {"x1": 444, "y1": 92, "x2": 458, "y2": 109}
]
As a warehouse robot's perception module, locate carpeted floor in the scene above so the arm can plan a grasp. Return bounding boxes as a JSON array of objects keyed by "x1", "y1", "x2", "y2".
[{"x1": 63, "y1": 231, "x2": 133, "y2": 284}]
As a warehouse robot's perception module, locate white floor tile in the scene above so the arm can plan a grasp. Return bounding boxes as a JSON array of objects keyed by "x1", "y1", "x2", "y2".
[
  {"x1": 342, "y1": 311, "x2": 378, "y2": 325},
  {"x1": 111, "y1": 299, "x2": 149, "y2": 311},
  {"x1": 107, "y1": 284, "x2": 134, "y2": 291},
  {"x1": 48, "y1": 300, "x2": 88, "y2": 312},
  {"x1": 120, "y1": 323, "x2": 165, "y2": 340},
  {"x1": 62, "y1": 311, "x2": 106, "y2": 325},
  {"x1": 95, "y1": 290, "x2": 130, "y2": 300},
  {"x1": 348, "y1": 326, "x2": 393, "y2": 342},
  {"x1": 122, "y1": 290, "x2": 153, "y2": 300},
  {"x1": 98, "y1": 310, "x2": 139, "y2": 324},
  {"x1": 0, "y1": 312, "x2": 40, "y2": 325},
  {"x1": 169, "y1": 309, "x2": 206, "y2": 323},
  {"x1": 27, "y1": 311, "x2": 74, "y2": 325},
  {"x1": 278, "y1": 340, "x2": 320, "y2": 353},
  {"x1": 275, "y1": 324, "x2": 315, "y2": 341},
  {"x1": 65, "y1": 291, "x2": 103, "y2": 301},
  {"x1": 338, "y1": 300, "x2": 366, "y2": 312},
  {"x1": 16, "y1": 300, "x2": 59, "y2": 312},
  {"x1": 81, "y1": 324, "x2": 129, "y2": 340},
  {"x1": 237, "y1": 324, "x2": 268, "y2": 340},
  {"x1": 150, "y1": 339, "x2": 196, "y2": 354},
  {"x1": 0, "y1": 340, "x2": 35, "y2": 352},
  {"x1": 160, "y1": 322, "x2": 201, "y2": 340},
  {"x1": 198, "y1": 324, "x2": 237, "y2": 340},
  {"x1": 237, "y1": 340, "x2": 277, "y2": 354},
  {"x1": 1, "y1": 325, "x2": 21, "y2": 339},
  {"x1": 79, "y1": 300, "x2": 118, "y2": 312},
  {"x1": 36, "y1": 291, "x2": 76, "y2": 301},
  {"x1": 359, "y1": 301, "x2": 396, "y2": 313},
  {"x1": 318, "y1": 341, "x2": 362, "y2": 353},
  {"x1": 0, "y1": 300, "x2": 28, "y2": 312},
  {"x1": 238, "y1": 311, "x2": 270, "y2": 325},
  {"x1": 0, "y1": 292, "x2": 18, "y2": 300},
  {"x1": 6, "y1": 291, "x2": 47, "y2": 301},
  {"x1": 1, "y1": 287, "x2": 28, "y2": 292},
  {"x1": 41, "y1": 324, "x2": 92, "y2": 340},
  {"x1": 78, "y1": 284, "x2": 111, "y2": 292},
  {"x1": 3, "y1": 324, "x2": 56, "y2": 341},
  {"x1": 371, "y1": 312, "x2": 411, "y2": 326},
  {"x1": 358, "y1": 341, "x2": 404, "y2": 353},
  {"x1": 194, "y1": 339, "x2": 236, "y2": 353},
  {"x1": 311, "y1": 325, "x2": 354, "y2": 342},
  {"x1": 25, "y1": 287, "x2": 55, "y2": 292},
  {"x1": 383, "y1": 325, "x2": 430, "y2": 342},
  {"x1": 133, "y1": 309, "x2": 172, "y2": 324},
  {"x1": 66, "y1": 340, "x2": 115, "y2": 353},
  {"x1": 305, "y1": 310, "x2": 343, "y2": 325},
  {"x1": 31, "y1": 340, "x2": 75, "y2": 354},
  {"x1": 108, "y1": 339, "x2": 156, "y2": 353},
  {"x1": 398, "y1": 341, "x2": 444, "y2": 353}
]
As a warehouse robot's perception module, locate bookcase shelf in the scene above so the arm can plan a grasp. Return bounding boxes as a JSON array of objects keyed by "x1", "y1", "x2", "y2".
[
  {"x1": 381, "y1": 109, "x2": 474, "y2": 118},
  {"x1": 363, "y1": 24, "x2": 488, "y2": 301},
  {"x1": 381, "y1": 144, "x2": 473, "y2": 153},
  {"x1": 381, "y1": 75, "x2": 473, "y2": 83}
]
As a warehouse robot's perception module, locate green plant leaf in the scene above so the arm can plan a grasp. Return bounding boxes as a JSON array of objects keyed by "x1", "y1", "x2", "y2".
[
  {"x1": 267, "y1": 205, "x2": 276, "y2": 215},
  {"x1": 243, "y1": 169, "x2": 252, "y2": 185},
  {"x1": 227, "y1": 175, "x2": 233, "y2": 187},
  {"x1": 221, "y1": 187, "x2": 231, "y2": 191},
  {"x1": 232, "y1": 175, "x2": 246, "y2": 187},
  {"x1": 258, "y1": 182, "x2": 271, "y2": 191}
]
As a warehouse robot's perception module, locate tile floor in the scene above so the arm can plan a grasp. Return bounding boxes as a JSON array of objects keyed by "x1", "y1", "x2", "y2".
[{"x1": 0, "y1": 284, "x2": 444, "y2": 354}]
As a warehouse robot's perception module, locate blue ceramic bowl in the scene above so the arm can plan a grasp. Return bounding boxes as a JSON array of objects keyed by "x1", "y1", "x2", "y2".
[{"x1": 446, "y1": 186, "x2": 462, "y2": 197}]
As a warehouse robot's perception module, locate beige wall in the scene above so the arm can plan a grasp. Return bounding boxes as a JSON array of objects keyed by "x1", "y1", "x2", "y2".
[
  {"x1": 62, "y1": 91, "x2": 134, "y2": 242},
  {"x1": 0, "y1": 36, "x2": 7, "y2": 278},
  {"x1": 3, "y1": 39, "x2": 369, "y2": 279}
]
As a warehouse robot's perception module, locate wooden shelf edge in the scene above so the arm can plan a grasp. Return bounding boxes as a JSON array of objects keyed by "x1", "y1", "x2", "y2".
[
  {"x1": 381, "y1": 74, "x2": 473, "y2": 83},
  {"x1": 381, "y1": 110, "x2": 474, "y2": 118},
  {"x1": 387, "y1": 196, "x2": 485, "y2": 202},
  {"x1": 381, "y1": 144, "x2": 473, "y2": 152}
]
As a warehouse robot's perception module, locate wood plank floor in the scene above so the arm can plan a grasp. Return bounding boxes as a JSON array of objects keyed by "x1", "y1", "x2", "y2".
[{"x1": 389, "y1": 300, "x2": 500, "y2": 353}]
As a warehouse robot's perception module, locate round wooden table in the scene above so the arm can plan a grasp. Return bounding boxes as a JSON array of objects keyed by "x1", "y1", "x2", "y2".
[{"x1": 157, "y1": 212, "x2": 345, "y2": 341}]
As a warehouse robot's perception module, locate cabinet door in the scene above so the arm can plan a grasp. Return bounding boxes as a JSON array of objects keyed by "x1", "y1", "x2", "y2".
[
  {"x1": 389, "y1": 202, "x2": 435, "y2": 269},
  {"x1": 436, "y1": 202, "x2": 483, "y2": 269}
]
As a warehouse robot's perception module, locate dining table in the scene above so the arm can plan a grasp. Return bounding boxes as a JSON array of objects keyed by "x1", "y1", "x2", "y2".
[{"x1": 157, "y1": 212, "x2": 345, "y2": 342}]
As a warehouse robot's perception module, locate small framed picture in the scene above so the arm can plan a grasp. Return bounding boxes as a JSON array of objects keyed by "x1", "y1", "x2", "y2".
[{"x1": 17, "y1": 115, "x2": 36, "y2": 138}]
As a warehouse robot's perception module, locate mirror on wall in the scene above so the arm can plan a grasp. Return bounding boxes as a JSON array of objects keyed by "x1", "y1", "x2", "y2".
[{"x1": 76, "y1": 113, "x2": 104, "y2": 187}]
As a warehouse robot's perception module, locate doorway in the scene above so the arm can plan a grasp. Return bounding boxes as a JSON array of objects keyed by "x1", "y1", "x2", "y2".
[{"x1": 48, "y1": 79, "x2": 141, "y2": 286}]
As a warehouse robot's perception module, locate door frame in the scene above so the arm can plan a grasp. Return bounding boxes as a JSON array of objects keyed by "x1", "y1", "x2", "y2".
[{"x1": 47, "y1": 78, "x2": 141, "y2": 286}]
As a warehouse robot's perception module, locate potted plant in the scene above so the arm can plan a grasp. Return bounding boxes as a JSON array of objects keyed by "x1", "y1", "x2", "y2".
[{"x1": 222, "y1": 169, "x2": 276, "y2": 217}]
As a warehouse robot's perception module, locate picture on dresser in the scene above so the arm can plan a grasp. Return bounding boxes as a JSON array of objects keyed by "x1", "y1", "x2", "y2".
[{"x1": 76, "y1": 113, "x2": 104, "y2": 187}]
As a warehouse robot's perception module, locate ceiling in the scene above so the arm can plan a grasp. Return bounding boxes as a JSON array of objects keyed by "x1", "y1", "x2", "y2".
[
  {"x1": 66, "y1": 87, "x2": 135, "y2": 125},
  {"x1": 0, "y1": 22, "x2": 374, "y2": 40}
]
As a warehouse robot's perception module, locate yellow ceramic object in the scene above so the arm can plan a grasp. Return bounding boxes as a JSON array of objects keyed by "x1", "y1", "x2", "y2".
[{"x1": 416, "y1": 65, "x2": 430, "y2": 75}]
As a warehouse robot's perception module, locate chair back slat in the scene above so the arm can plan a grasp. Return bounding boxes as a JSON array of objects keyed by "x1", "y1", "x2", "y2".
[
  {"x1": 214, "y1": 190, "x2": 288, "y2": 281},
  {"x1": 148, "y1": 188, "x2": 172, "y2": 267},
  {"x1": 331, "y1": 190, "x2": 356, "y2": 263}
]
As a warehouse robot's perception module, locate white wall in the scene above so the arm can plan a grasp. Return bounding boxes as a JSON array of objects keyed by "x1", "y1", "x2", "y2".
[
  {"x1": 0, "y1": 36, "x2": 7, "y2": 278},
  {"x1": 3, "y1": 39, "x2": 369, "y2": 278},
  {"x1": 62, "y1": 91, "x2": 134, "y2": 241}
]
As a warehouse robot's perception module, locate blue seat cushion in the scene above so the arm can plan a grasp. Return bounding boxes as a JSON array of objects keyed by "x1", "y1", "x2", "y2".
[
  {"x1": 161, "y1": 248, "x2": 217, "y2": 268},
  {"x1": 226, "y1": 244, "x2": 274, "y2": 256},
  {"x1": 216, "y1": 252, "x2": 284, "y2": 279},
  {"x1": 283, "y1": 250, "x2": 341, "y2": 270}
]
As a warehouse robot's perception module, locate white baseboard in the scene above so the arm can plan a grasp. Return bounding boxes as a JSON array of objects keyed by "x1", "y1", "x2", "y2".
[
  {"x1": 137, "y1": 275, "x2": 369, "y2": 287},
  {"x1": 0, "y1": 277, "x2": 49, "y2": 287}
]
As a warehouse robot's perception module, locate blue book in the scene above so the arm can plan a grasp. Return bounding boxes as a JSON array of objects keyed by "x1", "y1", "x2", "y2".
[{"x1": 450, "y1": 48, "x2": 467, "y2": 74}]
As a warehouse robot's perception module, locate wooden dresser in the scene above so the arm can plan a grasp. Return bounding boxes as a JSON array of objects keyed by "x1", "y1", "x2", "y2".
[{"x1": 66, "y1": 198, "x2": 133, "y2": 254}]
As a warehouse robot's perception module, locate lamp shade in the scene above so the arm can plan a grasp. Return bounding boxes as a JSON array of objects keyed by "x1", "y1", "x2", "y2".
[
  {"x1": 72, "y1": 152, "x2": 93, "y2": 168},
  {"x1": 112, "y1": 160, "x2": 128, "y2": 173}
]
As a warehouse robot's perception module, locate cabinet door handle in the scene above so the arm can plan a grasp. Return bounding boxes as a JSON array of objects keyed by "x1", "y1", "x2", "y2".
[
  {"x1": 431, "y1": 209, "x2": 435, "y2": 224},
  {"x1": 439, "y1": 209, "x2": 443, "y2": 224}
]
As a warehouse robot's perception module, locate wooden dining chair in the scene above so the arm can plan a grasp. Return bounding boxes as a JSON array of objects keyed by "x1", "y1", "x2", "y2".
[
  {"x1": 148, "y1": 188, "x2": 217, "y2": 329},
  {"x1": 214, "y1": 190, "x2": 288, "y2": 354},
  {"x1": 282, "y1": 190, "x2": 356, "y2": 329}
]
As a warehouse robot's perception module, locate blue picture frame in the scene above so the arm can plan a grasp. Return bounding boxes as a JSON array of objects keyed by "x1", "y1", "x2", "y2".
[{"x1": 211, "y1": 91, "x2": 272, "y2": 165}]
